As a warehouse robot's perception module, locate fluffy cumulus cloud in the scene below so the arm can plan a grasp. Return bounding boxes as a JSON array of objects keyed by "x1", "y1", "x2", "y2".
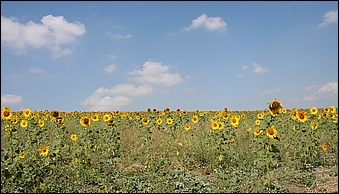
[
  {"x1": 1, "y1": 94, "x2": 23, "y2": 106},
  {"x1": 303, "y1": 82, "x2": 338, "y2": 101},
  {"x1": 104, "y1": 64, "x2": 116, "y2": 73},
  {"x1": 1, "y1": 15, "x2": 85, "y2": 57},
  {"x1": 81, "y1": 84, "x2": 153, "y2": 111},
  {"x1": 184, "y1": 13, "x2": 227, "y2": 32},
  {"x1": 252, "y1": 62, "x2": 268, "y2": 74},
  {"x1": 129, "y1": 61, "x2": 184, "y2": 86},
  {"x1": 316, "y1": 9, "x2": 338, "y2": 29}
]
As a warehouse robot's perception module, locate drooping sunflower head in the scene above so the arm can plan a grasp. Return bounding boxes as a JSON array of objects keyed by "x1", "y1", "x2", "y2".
[
  {"x1": 268, "y1": 99, "x2": 284, "y2": 114},
  {"x1": 1, "y1": 106, "x2": 13, "y2": 121},
  {"x1": 266, "y1": 126, "x2": 278, "y2": 139},
  {"x1": 50, "y1": 110, "x2": 60, "y2": 119}
]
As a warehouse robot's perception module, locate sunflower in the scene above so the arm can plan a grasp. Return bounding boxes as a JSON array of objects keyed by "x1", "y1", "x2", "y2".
[
  {"x1": 310, "y1": 107, "x2": 318, "y2": 115},
  {"x1": 11, "y1": 115, "x2": 19, "y2": 124},
  {"x1": 211, "y1": 120, "x2": 219, "y2": 130},
  {"x1": 70, "y1": 134, "x2": 77, "y2": 141},
  {"x1": 50, "y1": 110, "x2": 60, "y2": 119},
  {"x1": 38, "y1": 119, "x2": 44, "y2": 127},
  {"x1": 257, "y1": 112, "x2": 264, "y2": 119},
  {"x1": 291, "y1": 108, "x2": 298, "y2": 120},
  {"x1": 1, "y1": 107, "x2": 12, "y2": 121},
  {"x1": 80, "y1": 116, "x2": 91, "y2": 127},
  {"x1": 268, "y1": 99, "x2": 284, "y2": 114},
  {"x1": 255, "y1": 119, "x2": 261, "y2": 126},
  {"x1": 166, "y1": 118, "x2": 173, "y2": 125},
  {"x1": 20, "y1": 119, "x2": 28, "y2": 128},
  {"x1": 218, "y1": 122, "x2": 225, "y2": 129},
  {"x1": 23, "y1": 108, "x2": 31, "y2": 118},
  {"x1": 329, "y1": 105, "x2": 336, "y2": 114},
  {"x1": 103, "y1": 114, "x2": 112, "y2": 122},
  {"x1": 222, "y1": 112, "x2": 229, "y2": 120},
  {"x1": 191, "y1": 115, "x2": 199, "y2": 123},
  {"x1": 254, "y1": 127, "x2": 263, "y2": 136},
  {"x1": 230, "y1": 115, "x2": 239, "y2": 128},
  {"x1": 156, "y1": 118, "x2": 163, "y2": 125},
  {"x1": 184, "y1": 124, "x2": 191, "y2": 130},
  {"x1": 91, "y1": 114, "x2": 99, "y2": 121},
  {"x1": 266, "y1": 126, "x2": 278, "y2": 139},
  {"x1": 322, "y1": 143, "x2": 330, "y2": 151},
  {"x1": 19, "y1": 151, "x2": 26, "y2": 159},
  {"x1": 142, "y1": 117, "x2": 150, "y2": 125},
  {"x1": 39, "y1": 145, "x2": 49, "y2": 156},
  {"x1": 297, "y1": 111, "x2": 308, "y2": 122},
  {"x1": 310, "y1": 121, "x2": 318, "y2": 130}
]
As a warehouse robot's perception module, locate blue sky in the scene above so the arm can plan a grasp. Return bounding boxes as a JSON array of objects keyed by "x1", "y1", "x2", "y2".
[{"x1": 1, "y1": 1, "x2": 338, "y2": 112}]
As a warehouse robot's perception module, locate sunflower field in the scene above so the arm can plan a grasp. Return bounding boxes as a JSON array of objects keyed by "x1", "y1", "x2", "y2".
[{"x1": 1, "y1": 99, "x2": 338, "y2": 193}]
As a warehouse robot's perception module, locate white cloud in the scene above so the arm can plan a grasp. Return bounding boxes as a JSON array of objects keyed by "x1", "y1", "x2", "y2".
[
  {"x1": 316, "y1": 9, "x2": 338, "y2": 29},
  {"x1": 106, "y1": 32, "x2": 132, "y2": 39},
  {"x1": 1, "y1": 15, "x2": 85, "y2": 57},
  {"x1": 303, "y1": 82, "x2": 338, "y2": 101},
  {"x1": 241, "y1": 66, "x2": 249, "y2": 70},
  {"x1": 236, "y1": 74, "x2": 244, "y2": 78},
  {"x1": 129, "y1": 61, "x2": 184, "y2": 86},
  {"x1": 81, "y1": 84, "x2": 153, "y2": 111},
  {"x1": 184, "y1": 13, "x2": 227, "y2": 32},
  {"x1": 261, "y1": 88, "x2": 282, "y2": 95},
  {"x1": 28, "y1": 67, "x2": 45, "y2": 74},
  {"x1": 104, "y1": 64, "x2": 116, "y2": 73},
  {"x1": 252, "y1": 62, "x2": 268, "y2": 74},
  {"x1": 1, "y1": 94, "x2": 23, "y2": 106},
  {"x1": 106, "y1": 54, "x2": 117, "y2": 59}
]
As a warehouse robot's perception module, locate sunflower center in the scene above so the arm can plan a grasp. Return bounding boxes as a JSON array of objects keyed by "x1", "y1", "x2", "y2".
[{"x1": 267, "y1": 128, "x2": 274, "y2": 135}]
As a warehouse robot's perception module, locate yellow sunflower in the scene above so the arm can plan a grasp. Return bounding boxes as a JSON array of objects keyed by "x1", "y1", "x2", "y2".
[
  {"x1": 184, "y1": 124, "x2": 191, "y2": 130},
  {"x1": 103, "y1": 114, "x2": 112, "y2": 122},
  {"x1": 211, "y1": 120, "x2": 219, "y2": 130},
  {"x1": 297, "y1": 111, "x2": 308, "y2": 122},
  {"x1": 218, "y1": 122, "x2": 225, "y2": 129},
  {"x1": 38, "y1": 119, "x2": 44, "y2": 127},
  {"x1": 254, "y1": 127, "x2": 263, "y2": 136},
  {"x1": 156, "y1": 118, "x2": 163, "y2": 125},
  {"x1": 329, "y1": 105, "x2": 336, "y2": 114},
  {"x1": 266, "y1": 126, "x2": 278, "y2": 139},
  {"x1": 257, "y1": 112, "x2": 264, "y2": 119},
  {"x1": 50, "y1": 110, "x2": 60, "y2": 119},
  {"x1": 1, "y1": 107, "x2": 12, "y2": 121},
  {"x1": 166, "y1": 118, "x2": 173, "y2": 125},
  {"x1": 230, "y1": 115, "x2": 239, "y2": 128},
  {"x1": 91, "y1": 114, "x2": 99, "y2": 121},
  {"x1": 310, "y1": 121, "x2": 318, "y2": 130},
  {"x1": 255, "y1": 119, "x2": 261, "y2": 126},
  {"x1": 191, "y1": 115, "x2": 199, "y2": 123},
  {"x1": 80, "y1": 116, "x2": 91, "y2": 127},
  {"x1": 310, "y1": 107, "x2": 318, "y2": 115},
  {"x1": 142, "y1": 117, "x2": 150, "y2": 125},
  {"x1": 70, "y1": 134, "x2": 77, "y2": 141},
  {"x1": 20, "y1": 119, "x2": 28, "y2": 128},
  {"x1": 39, "y1": 145, "x2": 49, "y2": 156},
  {"x1": 11, "y1": 115, "x2": 19, "y2": 124},
  {"x1": 19, "y1": 151, "x2": 26, "y2": 159},
  {"x1": 23, "y1": 108, "x2": 31, "y2": 118},
  {"x1": 322, "y1": 143, "x2": 330, "y2": 151}
]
